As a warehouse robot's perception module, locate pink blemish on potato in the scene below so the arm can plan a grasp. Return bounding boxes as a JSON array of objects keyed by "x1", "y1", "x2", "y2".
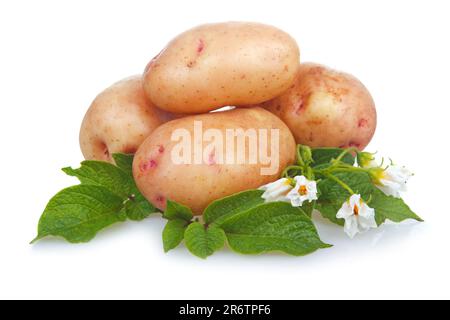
[
  {"x1": 186, "y1": 40, "x2": 205, "y2": 68},
  {"x1": 139, "y1": 159, "x2": 158, "y2": 173},
  {"x1": 358, "y1": 118, "x2": 368, "y2": 128},
  {"x1": 295, "y1": 99, "x2": 306, "y2": 115},
  {"x1": 157, "y1": 145, "x2": 165, "y2": 154},
  {"x1": 207, "y1": 150, "x2": 216, "y2": 166},
  {"x1": 101, "y1": 145, "x2": 112, "y2": 162},
  {"x1": 339, "y1": 141, "x2": 361, "y2": 149},
  {"x1": 144, "y1": 49, "x2": 164, "y2": 73},
  {"x1": 349, "y1": 141, "x2": 362, "y2": 148},
  {"x1": 144, "y1": 58, "x2": 159, "y2": 73},
  {"x1": 155, "y1": 195, "x2": 166, "y2": 206},
  {"x1": 197, "y1": 39, "x2": 205, "y2": 54},
  {"x1": 144, "y1": 60, "x2": 154, "y2": 73}
]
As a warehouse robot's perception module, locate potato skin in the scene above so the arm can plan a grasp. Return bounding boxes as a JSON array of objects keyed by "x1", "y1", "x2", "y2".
[
  {"x1": 143, "y1": 22, "x2": 300, "y2": 114},
  {"x1": 261, "y1": 63, "x2": 377, "y2": 150},
  {"x1": 80, "y1": 76, "x2": 174, "y2": 162},
  {"x1": 133, "y1": 107, "x2": 296, "y2": 214}
]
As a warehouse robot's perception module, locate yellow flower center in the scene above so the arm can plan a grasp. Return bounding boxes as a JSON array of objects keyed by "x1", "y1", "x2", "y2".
[
  {"x1": 353, "y1": 205, "x2": 359, "y2": 216},
  {"x1": 299, "y1": 185, "x2": 308, "y2": 196},
  {"x1": 371, "y1": 168, "x2": 387, "y2": 185}
]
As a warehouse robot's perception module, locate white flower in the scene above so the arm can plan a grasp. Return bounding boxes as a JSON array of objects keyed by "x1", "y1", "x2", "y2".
[
  {"x1": 259, "y1": 178, "x2": 293, "y2": 203},
  {"x1": 336, "y1": 194, "x2": 377, "y2": 239},
  {"x1": 286, "y1": 176, "x2": 318, "y2": 207},
  {"x1": 373, "y1": 165, "x2": 413, "y2": 198}
]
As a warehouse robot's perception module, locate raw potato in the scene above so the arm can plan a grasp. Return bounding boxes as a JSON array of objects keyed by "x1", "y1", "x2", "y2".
[
  {"x1": 261, "y1": 63, "x2": 377, "y2": 149},
  {"x1": 143, "y1": 22, "x2": 300, "y2": 114},
  {"x1": 133, "y1": 107, "x2": 296, "y2": 214},
  {"x1": 80, "y1": 76, "x2": 175, "y2": 162}
]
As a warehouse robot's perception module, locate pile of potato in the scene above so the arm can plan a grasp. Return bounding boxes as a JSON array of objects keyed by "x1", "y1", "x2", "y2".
[{"x1": 80, "y1": 22, "x2": 376, "y2": 214}]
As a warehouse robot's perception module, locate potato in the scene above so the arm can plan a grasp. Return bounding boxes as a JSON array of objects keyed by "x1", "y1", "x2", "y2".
[
  {"x1": 133, "y1": 107, "x2": 296, "y2": 214},
  {"x1": 143, "y1": 22, "x2": 300, "y2": 114},
  {"x1": 261, "y1": 63, "x2": 377, "y2": 150},
  {"x1": 80, "y1": 76, "x2": 174, "y2": 162}
]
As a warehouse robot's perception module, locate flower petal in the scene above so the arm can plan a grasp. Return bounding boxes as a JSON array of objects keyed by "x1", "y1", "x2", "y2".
[
  {"x1": 344, "y1": 216, "x2": 359, "y2": 239},
  {"x1": 336, "y1": 202, "x2": 353, "y2": 219},
  {"x1": 377, "y1": 179, "x2": 402, "y2": 198},
  {"x1": 289, "y1": 196, "x2": 303, "y2": 207},
  {"x1": 260, "y1": 178, "x2": 293, "y2": 203},
  {"x1": 294, "y1": 175, "x2": 308, "y2": 185},
  {"x1": 349, "y1": 194, "x2": 361, "y2": 209}
]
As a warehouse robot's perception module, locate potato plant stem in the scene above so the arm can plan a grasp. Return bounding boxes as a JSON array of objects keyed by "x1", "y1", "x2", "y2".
[
  {"x1": 322, "y1": 173, "x2": 355, "y2": 195},
  {"x1": 296, "y1": 145, "x2": 305, "y2": 166},
  {"x1": 282, "y1": 165, "x2": 304, "y2": 179},
  {"x1": 330, "y1": 147, "x2": 359, "y2": 167}
]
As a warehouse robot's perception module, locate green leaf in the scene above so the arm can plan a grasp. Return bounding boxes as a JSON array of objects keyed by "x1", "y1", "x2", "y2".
[
  {"x1": 220, "y1": 202, "x2": 331, "y2": 256},
  {"x1": 184, "y1": 222, "x2": 226, "y2": 259},
  {"x1": 316, "y1": 172, "x2": 422, "y2": 226},
  {"x1": 63, "y1": 159, "x2": 156, "y2": 221},
  {"x1": 62, "y1": 161, "x2": 134, "y2": 197},
  {"x1": 112, "y1": 153, "x2": 135, "y2": 175},
  {"x1": 163, "y1": 219, "x2": 188, "y2": 253},
  {"x1": 164, "y1": 200, "x2": 193, "y2": 222},
  {"x1": 301, "y1": 200, "x2": 316, "y2": 218},
  {"x1": 370, "y1": 189, "x2": 423, "y2": 225},
  {"x1": 32, "y1": 185, "x2": 126, "y2": 243},
  {"x1": 204, "y1": 190, "x2": 265, "y2": 225},
  {"x1": 34, "y1": 157, "x2": 156, "y2": 244},
  {"x1": 121, "y1": 192, "x2": 156, "y2": 221},
  {"x1": 315, "y1": 202, "x2": 345, "y2": 226},
  {"x1": 312, "y1": 147, "x2": 355, "y2": 167}
]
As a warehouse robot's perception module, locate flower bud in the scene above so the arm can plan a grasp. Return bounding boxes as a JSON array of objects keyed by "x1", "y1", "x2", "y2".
[
  {"x1": 299, "y1": 145, "x2": 313, "y2": 165},
  {"x1": 357, "y1": 152, "x2": 376, "y2": 168},
  {"x1": 305, "y1": 166, "x2": 314, "y2": 180}
]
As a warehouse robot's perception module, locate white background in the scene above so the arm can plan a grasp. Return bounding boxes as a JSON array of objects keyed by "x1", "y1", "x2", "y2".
[{"x1": 1, "y1": 0, "x2": 449, "y2": 300}]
